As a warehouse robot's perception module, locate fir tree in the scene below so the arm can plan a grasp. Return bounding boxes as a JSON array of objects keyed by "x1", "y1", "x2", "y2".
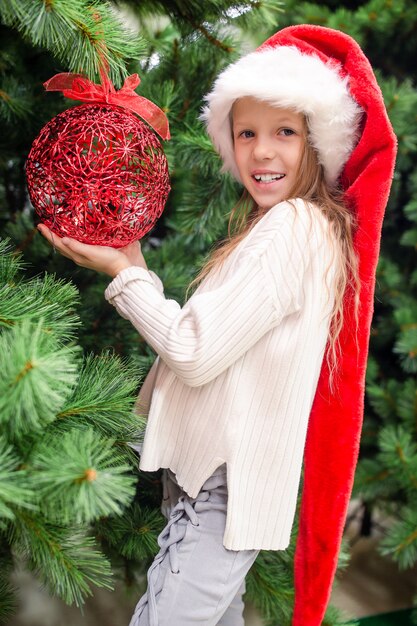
[{"x1": 0, "y1": 239, "x2": 152, "y2": 622}]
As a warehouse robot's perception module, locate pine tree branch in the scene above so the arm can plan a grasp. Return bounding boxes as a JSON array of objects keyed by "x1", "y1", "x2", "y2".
[
  {"x1": 54, "y1": 352, "x2": 144, "y2": 440},
  {"x1": 0, "y1": 0, "x2": 145, "y2": 85},
  {"x1": 0, "y1": 319, "x2": 81, "y2": 439},
  {"x1": 96, "y1": 502, "x2": 164, "y2": 561},
  {"x1": 189, "y1": 19, "x2": 234, "y2": 52},
  {"x1": 0, "y1": 77, "x2": 32, "y2": 122},
  {"x1": 379, "y1": 506, "x2": 417, "y2": 570},
  {"x1": 0, "y1": 271, "x2": 80, "y2": 341},
  {"x1": 32, "y1": 428, "x2": 136, "y2": 524},
  {"x1": 0, "y1": 577, "x2": 16, "y2": 625},
  {"x1": 0, "y1": 437, "x2": 34, "y2": 520},
  {"x1": 10, "y1": 513, "x2": 113, "y2": 606}
]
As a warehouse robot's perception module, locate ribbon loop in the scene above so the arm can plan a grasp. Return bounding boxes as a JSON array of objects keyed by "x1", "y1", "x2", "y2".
[{"x1": 43, "y1": 72, "x2": 170, "y2": 141}]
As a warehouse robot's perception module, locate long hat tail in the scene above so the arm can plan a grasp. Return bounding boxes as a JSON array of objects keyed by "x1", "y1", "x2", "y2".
[{"x1": 259, "y1": 25, "x2": 397, "y2": 626}]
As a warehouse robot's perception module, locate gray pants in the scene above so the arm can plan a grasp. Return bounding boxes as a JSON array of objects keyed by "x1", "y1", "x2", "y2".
[{"x1": 129, "y1": 464, "x2": 259, "y2": 626}]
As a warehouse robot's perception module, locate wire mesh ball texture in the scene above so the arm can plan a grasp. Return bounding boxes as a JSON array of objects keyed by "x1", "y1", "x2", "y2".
[{"x1": 26, "y1": 103, "x2": 171, "y2": 248}]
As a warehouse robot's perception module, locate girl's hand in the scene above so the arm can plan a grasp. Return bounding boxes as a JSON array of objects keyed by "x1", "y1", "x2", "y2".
[{"x1": 37, "y1": 224, "x2": 148, "y2": 278}]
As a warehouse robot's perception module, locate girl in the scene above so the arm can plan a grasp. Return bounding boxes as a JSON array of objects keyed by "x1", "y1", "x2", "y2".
[{"x1": 38, "y1": 25, "x2": 396, "y2": 626}]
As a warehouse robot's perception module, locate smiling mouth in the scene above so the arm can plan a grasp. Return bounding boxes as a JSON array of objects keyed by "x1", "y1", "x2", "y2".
[{"x1": 252, "y1": 173, "x2": 285, "y2": 183}]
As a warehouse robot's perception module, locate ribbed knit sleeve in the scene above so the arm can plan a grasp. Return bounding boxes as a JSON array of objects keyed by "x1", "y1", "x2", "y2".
[
  {"x1": 148, "y1": 270, "x2": 164, "y2": 294},
  {"x1": 104, "y1": 201, "x2": 324, "y2": 387}
]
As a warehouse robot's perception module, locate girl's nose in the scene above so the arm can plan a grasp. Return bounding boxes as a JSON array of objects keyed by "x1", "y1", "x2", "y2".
[{"x1": 252, "y1": 139, "x2": 275, "y2": 160}]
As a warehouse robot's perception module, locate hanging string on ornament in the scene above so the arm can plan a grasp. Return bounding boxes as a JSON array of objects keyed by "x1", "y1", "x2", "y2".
[{"x1": 26, "y1": 70, "x2": 171, "y2": 248}]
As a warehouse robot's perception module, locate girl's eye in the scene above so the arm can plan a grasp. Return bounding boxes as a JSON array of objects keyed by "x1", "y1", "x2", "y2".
[
  {"x1": 239, "y1": 130, "x2": 254, "y2": 139},
  {"x1": 280, "y1": 128, "x2": 295, "y2": 137}
]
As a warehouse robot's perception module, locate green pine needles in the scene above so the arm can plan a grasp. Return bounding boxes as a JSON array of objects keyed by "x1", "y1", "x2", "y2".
[
  {"x1": 0, "y1": 437, "x2": 34, "y2": 522},
  {"x1": 10, "y1": 517, "x2": 113, "y2": 607},
  {"x1": 0, "y1": 0, "x2": 145, "y2": 85},
  {"x1": 34, "y1": 428, "x2": 137, "y2": 524},
  {"x1": 0, "y1": 319, "x2": 80, "y2": 437},
  {"x1": 96, "y1": 502, "x2": 164, "y2": 562},
  {"x1": 0, "y1": 578, "x2": 16, "y2": 625},
  {"x1": 0, "y1": 239, "x2": 146, "y2": 616},
  {"x1": 56, "y1": 352, "x2": 146, "y2": 441}
]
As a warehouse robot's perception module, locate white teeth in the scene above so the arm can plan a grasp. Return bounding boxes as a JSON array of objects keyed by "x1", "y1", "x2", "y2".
[{"x1": 253, "y1": 174, "x2": 284, "y2": 182}]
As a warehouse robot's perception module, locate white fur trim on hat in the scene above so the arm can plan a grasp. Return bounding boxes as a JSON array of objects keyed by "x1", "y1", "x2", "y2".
[{"x1": 201, "y1": 46, "x2": 363, "y2": 186}]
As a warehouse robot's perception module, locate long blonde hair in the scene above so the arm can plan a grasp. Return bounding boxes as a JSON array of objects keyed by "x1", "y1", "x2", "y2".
[{"x1": 189, "y1": 114, "x2": 360, "y2": 390}]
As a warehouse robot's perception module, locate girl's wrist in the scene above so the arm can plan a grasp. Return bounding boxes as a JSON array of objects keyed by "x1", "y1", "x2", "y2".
[
  {"x1": 109, "y1": 260, "x2": 133, "y2": 278},
  {"x1": 108, "y1": 260, "x2": 150, "y2": 278}
]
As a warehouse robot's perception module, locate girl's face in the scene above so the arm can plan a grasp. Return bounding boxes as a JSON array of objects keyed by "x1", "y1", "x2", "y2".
[{"x1": 232, "y1": 97, "x2": 305, "y2": 210}]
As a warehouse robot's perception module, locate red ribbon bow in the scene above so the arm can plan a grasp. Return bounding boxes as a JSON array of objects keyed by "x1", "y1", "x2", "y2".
[{"x1": 44, "y1": 72, "x2": 170, "y2": 141}]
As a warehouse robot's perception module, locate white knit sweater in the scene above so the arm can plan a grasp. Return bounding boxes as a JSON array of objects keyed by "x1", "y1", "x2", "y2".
[{"x1": 104, "y1": 198, "x2": 338, "y2": 551}]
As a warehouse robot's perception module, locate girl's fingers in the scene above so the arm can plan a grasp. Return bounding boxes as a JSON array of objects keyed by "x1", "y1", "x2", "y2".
[
  {"x1": 37, "y1": 224, "x2": 63, "y2": 246},
  {"x1": 61, "y1": 236, "x2": 91, "y2": 257},
  {"x1": 38, "y1": 224, "x2": 67, "y2": 252},
  {"x1": 37, "y1": 225, "x2": 85, "y2": 263},
  {"x1": 37, "y1": 223, "x2": 128, "y2": 276},
  {"x1": 39, "y1": 225, "x2": 90, "y2": 257}
]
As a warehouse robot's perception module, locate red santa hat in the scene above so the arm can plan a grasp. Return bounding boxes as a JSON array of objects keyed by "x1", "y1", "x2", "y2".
[{"x1": 202, "y1": 24, "x2": 397, "y2": 626}]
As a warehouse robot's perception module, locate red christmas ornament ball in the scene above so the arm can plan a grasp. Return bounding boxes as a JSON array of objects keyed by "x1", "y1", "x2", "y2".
[{"x1": 26, "y1": 104, "x2": 170, "y2": 247}]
